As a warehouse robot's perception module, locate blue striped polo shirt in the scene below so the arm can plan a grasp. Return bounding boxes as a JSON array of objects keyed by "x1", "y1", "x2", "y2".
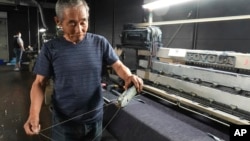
[{"x1": 34, "y1": 33, "x2": 119, "y2": 123}]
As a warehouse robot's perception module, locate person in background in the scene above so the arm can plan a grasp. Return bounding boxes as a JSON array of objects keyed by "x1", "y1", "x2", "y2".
[
  {"x1": 13, "y1": 31, "x2": 25, "y2": 71},
  {"x1": 23, "y1": 0, "x2": 143, "y2": 141}
]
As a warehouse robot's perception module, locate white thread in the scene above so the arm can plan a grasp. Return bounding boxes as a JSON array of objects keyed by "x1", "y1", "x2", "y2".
[
  {"x1": 38, "y1": 102, "x2": 119, "y2": 141},
  {"x1": 40, "y1": 102, "x2": 114, "y2": 132},
  {"x1": 91, "y1": 107, "x2": 121, "y2": 141},
  {"x1": 39, "y1": 133, "x2": 56, "y2": 141}
]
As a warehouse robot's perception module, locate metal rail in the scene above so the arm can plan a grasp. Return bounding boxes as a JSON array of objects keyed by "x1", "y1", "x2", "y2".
[{"x1": 142, "y1": 84, "x2": 250, "y2": 125}]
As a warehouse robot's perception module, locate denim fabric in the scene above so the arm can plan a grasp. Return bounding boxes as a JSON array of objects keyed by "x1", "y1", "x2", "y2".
[
  {"x1": 13, "y1": 48, "x2": 23, "y2": 63},
  {"x1": 52, "y1": 110, "x2": 103, "y2": 141}
]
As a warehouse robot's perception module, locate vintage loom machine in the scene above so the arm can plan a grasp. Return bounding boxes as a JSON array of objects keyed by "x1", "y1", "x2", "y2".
[
  {"x1": 101, "y1": 16, "x2": 250, "y2": 141},
  {"x1": 135, "y1": 47, "x2": 250, "y2": 126},
  {"x1": 110, "y1": 22, "x2": 250, "y2": 126}
]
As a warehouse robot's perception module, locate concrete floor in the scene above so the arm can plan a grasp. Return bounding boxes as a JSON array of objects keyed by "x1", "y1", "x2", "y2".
[
  {"x1": 0, "y1": 65, "x2": 52, "y2": 141},
  {"x1": 0, "y1": 65, "x2": 117, "y2": 141}
]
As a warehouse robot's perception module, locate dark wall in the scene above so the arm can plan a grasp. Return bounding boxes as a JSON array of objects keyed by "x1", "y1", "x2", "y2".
[
  {"x1": 42, "y1": 7, "x2": 57, "y2": 34},
  {"x1": 89, "y1": 0, "x2": 144, "y2": 69},
  {"x1": 2, "y1": 0, "x2": 250, "y2": 61},
  {"x1": 89, "y1": 0, "x2": 144, "y2": 46},
  {"x1": 196, "y1": 0, "x2": 250, "y2": 52},
  {"x1": 152, "y1": 0, "x2": 250, "y2": 52},
  {"x1": 0, "y1": 4, "x2": 56, "y2": 60},
  {"x1": 152, "y1": 2, "x2": 196, "y2": 49}
]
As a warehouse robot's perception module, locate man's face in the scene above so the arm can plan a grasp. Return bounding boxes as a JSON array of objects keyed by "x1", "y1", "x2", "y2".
[{"x1": 57, "y1": 5, "x2": 89, "y2": 44}]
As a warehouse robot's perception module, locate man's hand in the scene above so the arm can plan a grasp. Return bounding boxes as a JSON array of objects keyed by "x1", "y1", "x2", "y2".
[
  {"x1": 23, "y1": 116, "x2": 41, "y2": 135},
  {"x1": 124, "y1": 74, "x2": 143, "y2": 92},
  {"x1": 111, "y1": 60, "x2": 144, "y2": 92}
]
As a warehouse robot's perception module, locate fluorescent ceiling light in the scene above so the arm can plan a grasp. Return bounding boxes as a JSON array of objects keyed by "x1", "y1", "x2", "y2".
[
  {"x1": 143, "y1": 0, "x2": 195, "y2": 10},
  {"x1": 39, "y1": 28, "x2": 46, "y2": 33}
]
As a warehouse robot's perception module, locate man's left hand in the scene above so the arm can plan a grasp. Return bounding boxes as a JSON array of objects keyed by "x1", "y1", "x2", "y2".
[{"x1": 124, "y1": 74, "x2": 143, "y2": 92}]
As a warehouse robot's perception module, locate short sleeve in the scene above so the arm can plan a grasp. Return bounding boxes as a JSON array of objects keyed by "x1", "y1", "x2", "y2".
[
  {"x1": 33, "y1": 44, "x2": 53, "y2": 77},
  {"x1": 102, "y1": 37, "x2": 119, "y2": 65}
]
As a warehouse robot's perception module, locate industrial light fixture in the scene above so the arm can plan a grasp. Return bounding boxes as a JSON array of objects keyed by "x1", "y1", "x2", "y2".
[
  {"x1": 39, "y1": 27, "x2": 46, "y2": 33},
  {"x1": 143, "y1": 0, "x2": 195, "y2": 10}
]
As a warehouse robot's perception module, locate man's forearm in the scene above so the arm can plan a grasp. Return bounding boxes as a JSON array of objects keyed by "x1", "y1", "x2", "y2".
[
  {"x1": 112, "y1": 60, "x2": 143, "y2": 91},
  {"x1": 112, "y1": 61, "x2": 132, "y2": 81},
  {"x1": 29, "y1": 83, "x2": 45, "y2": 118}
]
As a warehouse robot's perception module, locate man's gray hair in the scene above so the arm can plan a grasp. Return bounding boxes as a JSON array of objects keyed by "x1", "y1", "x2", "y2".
[{"x1": 55, "y1": 0, "x2": 89, "y2": 21}]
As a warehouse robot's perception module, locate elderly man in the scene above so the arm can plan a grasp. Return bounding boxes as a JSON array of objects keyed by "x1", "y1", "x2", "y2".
[{"x1": 23, "y1": 0, "x2": 143, "y2": 141}]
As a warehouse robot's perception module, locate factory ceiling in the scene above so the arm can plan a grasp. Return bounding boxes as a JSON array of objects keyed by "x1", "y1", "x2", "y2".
[{"x1": 0, "y1": 0, "x2": 57, "y2": 9}]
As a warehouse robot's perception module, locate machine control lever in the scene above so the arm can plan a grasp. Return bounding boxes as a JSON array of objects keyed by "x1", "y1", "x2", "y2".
[{"x1": 117, "y1": 86, "x2": 137, "y2": 107}]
